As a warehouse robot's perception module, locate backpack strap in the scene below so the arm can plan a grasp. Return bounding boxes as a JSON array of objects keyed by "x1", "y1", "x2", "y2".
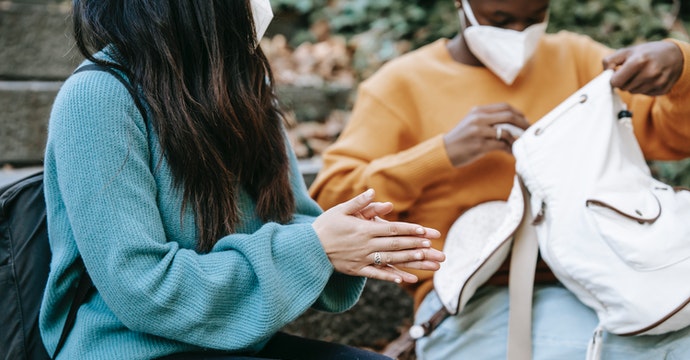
[
  {"x1": 381, "y1": 301, "x2": 451, "y2": 358},
  {"x1": 52, "y1": 260, "x2": 92, "y2": 358},
  {"x1": 51, "y1": 63, "x2": 147, "y2": 359},
  {"x1": 506, "y1": 178, "x2": 540, "y2": 360},
  {"x1": 72, "y1": 63, "x2": 148, "y2": 121}
]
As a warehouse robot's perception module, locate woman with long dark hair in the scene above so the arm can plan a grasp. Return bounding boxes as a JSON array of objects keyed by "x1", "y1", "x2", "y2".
[{"x1": 39, "y1": 1, "x2": 445, "y2": 359}]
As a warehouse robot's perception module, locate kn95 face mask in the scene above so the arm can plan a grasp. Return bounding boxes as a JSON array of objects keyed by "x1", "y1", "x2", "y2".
[
  {"x1": 251, "y1": 0, "x2": 273, "y2": 44},
  {"x1": 460, "y1": 0, "x2": 547, "y2": 85}
]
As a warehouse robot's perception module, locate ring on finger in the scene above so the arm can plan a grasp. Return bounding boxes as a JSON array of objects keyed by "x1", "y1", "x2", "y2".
[
  {"x1": 496, "y1": 126, "x2": 502, "y2": 140},
  {"x1": 374, "y1": 252, "x2": 383, "y2": 266}
]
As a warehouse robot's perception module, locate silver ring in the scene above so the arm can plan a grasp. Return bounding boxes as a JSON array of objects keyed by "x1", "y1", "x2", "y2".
[
  {"x1": 496, "y1": 126, "x2": 502, "y2": 140},
  {"x1": 374, "y1": 252, "x2": 382, "y2": 266}
]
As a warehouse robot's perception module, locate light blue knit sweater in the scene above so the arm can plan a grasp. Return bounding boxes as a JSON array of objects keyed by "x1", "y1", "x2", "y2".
[{"x1": 39, "y1": 59, "x2": 365, "y2": 359}]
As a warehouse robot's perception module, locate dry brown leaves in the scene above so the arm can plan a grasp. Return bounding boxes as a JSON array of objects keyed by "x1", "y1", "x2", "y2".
[
  {"x1": 260, "y1": 33, "x2": 356, "y2": 88},
  {"x1": 261, "y1": 33, "x2": 357, "y2": 159}
]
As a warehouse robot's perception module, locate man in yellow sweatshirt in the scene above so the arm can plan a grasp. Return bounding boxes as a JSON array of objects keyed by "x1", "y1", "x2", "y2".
[{"x1": 310, "y1": 0, "x2": 690, "y2": 358}]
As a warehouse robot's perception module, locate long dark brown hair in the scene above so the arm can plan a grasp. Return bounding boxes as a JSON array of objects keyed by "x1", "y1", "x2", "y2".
[{"x1": 72, "y1": 0, "x2": 295, "y2": 252}]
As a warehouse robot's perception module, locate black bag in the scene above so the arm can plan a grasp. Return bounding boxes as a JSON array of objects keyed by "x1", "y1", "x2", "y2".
[
  {"x1": 0, "y1": 171, "x2": 96, "y2": 360},
  {"x1": 0, "y1": 64, "x2": 146, "y2": 360},
  {"x1": 1, "y1": 171, "x2": 53, "y2": 360}
]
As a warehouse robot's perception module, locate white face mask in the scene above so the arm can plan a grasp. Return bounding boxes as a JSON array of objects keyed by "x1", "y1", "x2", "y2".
[
  {"x1": 250, "y1": 0, "x2": 273, "y2": 45},
  {"x1": 460, "y1": 0, "x2": 547, "y2": 85}
]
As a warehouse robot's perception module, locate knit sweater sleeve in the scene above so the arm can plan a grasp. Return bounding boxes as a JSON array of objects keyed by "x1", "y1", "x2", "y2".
[
  {"x1": 45, "y1": 70, "x2": 362, "y2": 352},
  {"x1": 260, "y1": 141, "x2": 366, "y2": 312}
]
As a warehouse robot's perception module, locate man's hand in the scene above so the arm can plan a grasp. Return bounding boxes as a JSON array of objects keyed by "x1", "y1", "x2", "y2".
[
  {"x1": 443, "y1": 103, "x2": 529, "y2": 167},
  {"x1": 603, "y1": 41, "x2": 684, "y2": 96}
]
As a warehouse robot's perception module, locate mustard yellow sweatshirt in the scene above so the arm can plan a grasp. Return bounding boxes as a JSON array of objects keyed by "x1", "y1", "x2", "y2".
[{"x1": 310, "y1": 31, "x2": 690, "y2": 308}]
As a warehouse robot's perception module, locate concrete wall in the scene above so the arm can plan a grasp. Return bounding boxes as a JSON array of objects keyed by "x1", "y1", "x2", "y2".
[
  {"x1": 0, "y1": 0, "x2": 78, "y2": 164},
  {"x1": 0, "y1": 1, "x2": 352, "y2": 164}
]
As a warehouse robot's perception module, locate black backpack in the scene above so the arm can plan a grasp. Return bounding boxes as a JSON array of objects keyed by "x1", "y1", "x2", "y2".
[
  {"x1": 0, "y1": 171, "x2": 92, "y2": 360},
  {"x1": 0, "y1": 64, "x2": 146, "y2": 360}
]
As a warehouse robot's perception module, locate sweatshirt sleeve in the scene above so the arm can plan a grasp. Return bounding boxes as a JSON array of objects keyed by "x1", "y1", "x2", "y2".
[
  {"x1": 46, "y1": 70, "x2": 362, "y2": 352},
  {"x1": 627, "y1": 39, "x2": 690, "y2": 160},
  {"x1": 309, "y1": 83, "x2": 455, "y2": 216},
  {"x1": 558, "y1": 32, "x2": 690, "y2": 159}
]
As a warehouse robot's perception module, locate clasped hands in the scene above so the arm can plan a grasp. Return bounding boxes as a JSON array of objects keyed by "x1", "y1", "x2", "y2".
[{"x1": 312, "y1": 189, "x2": 446, "y2": 284}]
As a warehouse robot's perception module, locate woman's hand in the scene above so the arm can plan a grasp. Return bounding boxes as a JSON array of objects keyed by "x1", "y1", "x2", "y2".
[
  {"x1": 443, "y1": 103, "x2": 529, "y2": 167},
  {"x1": 603, "y1": 40, "x2": 684, "y2": 96},
  {"x1": 312, "y1": 189, "x2": 445, "y2": 284}
]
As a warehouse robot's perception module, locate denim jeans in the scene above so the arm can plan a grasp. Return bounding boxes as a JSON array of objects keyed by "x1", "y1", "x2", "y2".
[{"x1": 415, "y1": 284, "x2": 690, "y2": 359}]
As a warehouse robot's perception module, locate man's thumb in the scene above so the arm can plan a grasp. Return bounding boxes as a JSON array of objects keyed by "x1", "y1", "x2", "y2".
[{"x1": 602, "y1": 48, "x2": 628, "y2": 70}]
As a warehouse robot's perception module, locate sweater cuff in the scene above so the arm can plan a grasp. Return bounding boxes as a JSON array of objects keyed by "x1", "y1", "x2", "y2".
[
  {"x1": 664, "y1": 38, "x2": 690, "y2": 100},
  {"x1": 399, "y1": 134, "x2": 456, "y2": 188}
]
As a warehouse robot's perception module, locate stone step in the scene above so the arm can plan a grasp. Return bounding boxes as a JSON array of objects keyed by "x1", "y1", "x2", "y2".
[
  {"x1": 0, "y1": 80, "x2": 352, "y2": 164},
  {"x1": 0, "y1": 81, "x2": 61, "y2": 164},
  {"x1": 0, "y1": 1, "x2": 80, "y2": 80},
  {"x1": 0, "y1": 160, "x2": 321, "y2": 188}
]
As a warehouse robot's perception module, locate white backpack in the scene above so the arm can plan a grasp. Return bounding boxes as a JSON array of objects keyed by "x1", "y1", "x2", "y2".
[{"x1": 431, "y1": 70, "x2": 690, "y2": 360}]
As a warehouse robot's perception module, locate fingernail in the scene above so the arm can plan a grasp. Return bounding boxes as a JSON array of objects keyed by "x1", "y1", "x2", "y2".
[
  {"x1": 415, "y1": 227, "x2": 425, "y2": 234},
  {"x1": 364, "y1": 188, "x2": 374, "y2": 198},
  {"x1": 422, "y1": 240, "x2": 431, "y2": 247}
]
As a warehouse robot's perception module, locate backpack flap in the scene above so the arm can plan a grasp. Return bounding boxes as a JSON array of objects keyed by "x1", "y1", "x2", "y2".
[{"x1": 434, "y1": 176, "x2": 525, "y2": 314}]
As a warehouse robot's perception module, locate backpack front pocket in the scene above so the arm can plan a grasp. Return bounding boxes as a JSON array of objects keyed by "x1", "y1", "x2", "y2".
[{"x1": 585, "y1": 181, "x2": 690, "y2": 271}]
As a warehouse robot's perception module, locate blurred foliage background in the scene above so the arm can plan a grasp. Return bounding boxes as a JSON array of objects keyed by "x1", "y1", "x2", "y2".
[
  {"x1": 266, "y1": 0, "x2": 690, "y2": 186},
  {"x1": 270, "y1": 0, "x2": 687, "y2": 78}
]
